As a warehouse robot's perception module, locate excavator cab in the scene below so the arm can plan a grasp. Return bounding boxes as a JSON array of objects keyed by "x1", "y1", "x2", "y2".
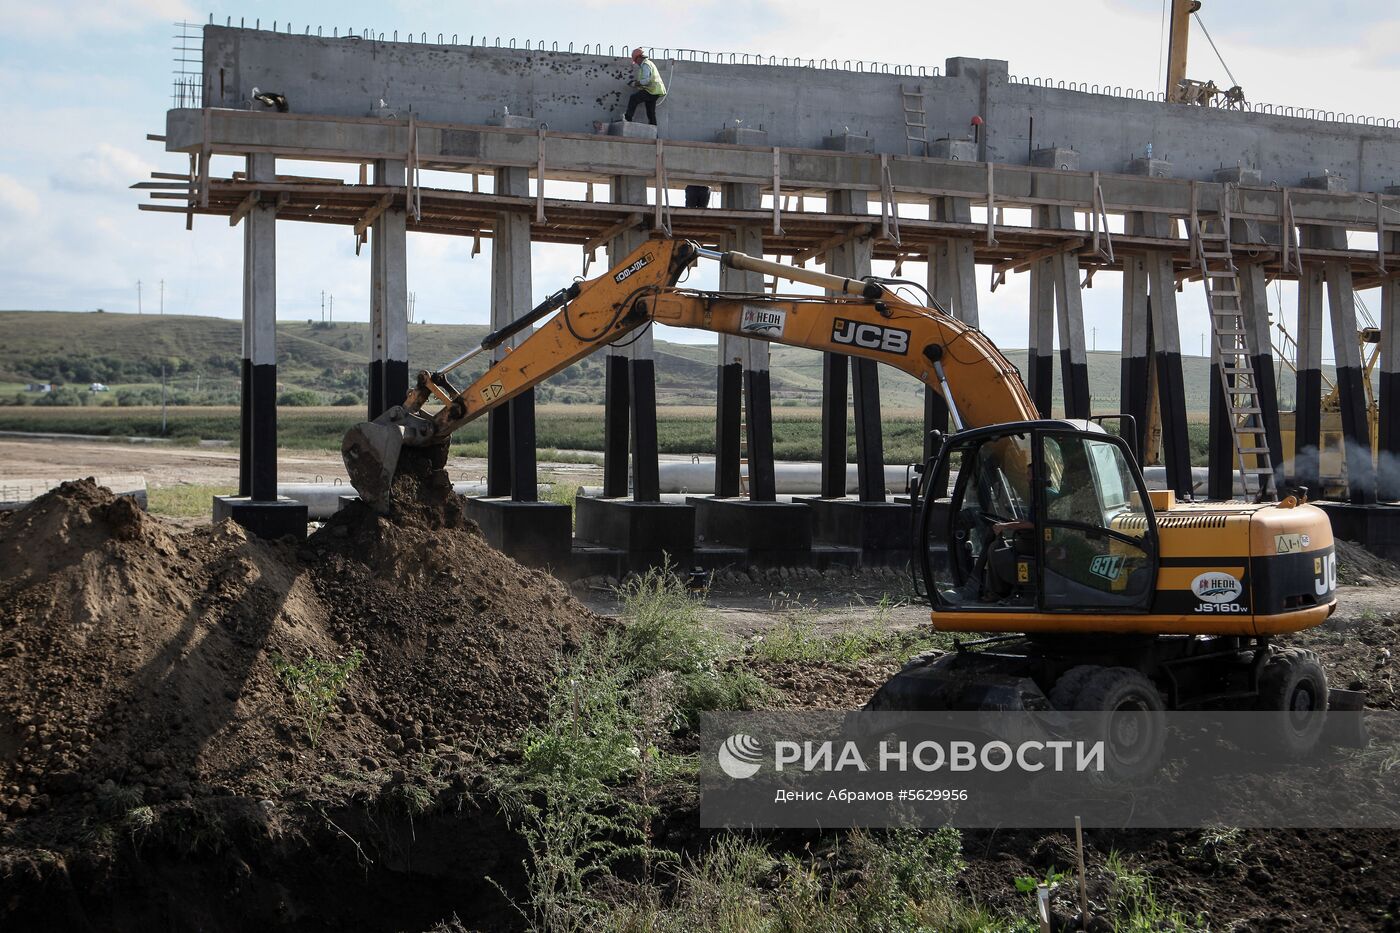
[{"x1": 920, "y1": 421, "x2": 1160, "y2": 616}]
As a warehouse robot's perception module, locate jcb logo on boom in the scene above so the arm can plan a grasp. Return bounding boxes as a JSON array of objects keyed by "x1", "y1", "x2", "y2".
[
  {"x1": 831, "y1": 319, "x2": 910, "y2": 355},
  {"x1": 613, "y1": 253, "x2": 654, "y2": 284}
]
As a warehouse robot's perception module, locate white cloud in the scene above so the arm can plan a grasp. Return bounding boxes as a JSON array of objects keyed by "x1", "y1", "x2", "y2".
[
  {"x1": 51, "y1": 143, "x2": 156, "y2": 195},
  {"x1": 5, "y1": 0, "x2": 196, "y2": 40},
  {"x1": 0, "y1": 174, "x2": 40, "y2": 220}
]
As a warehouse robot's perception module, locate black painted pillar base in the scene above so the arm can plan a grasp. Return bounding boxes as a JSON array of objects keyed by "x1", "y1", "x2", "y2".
[
  {"x1": 715, "y1": 362, "x2": 743, "y2": 498},
  {"x1": 630, "y1": 359, "x2": 661, "y2": 502},
  {"x1": 1294, "y1": 368, "x2": 1323, "y2": 494},
  {"x1": 603, "y1": 354, "x2": 631, "y2": 498},
  {"x1": 744, "y1": 369, "x2": 777, "y2": 502},
  {"x1": 851, "y1": 357, "x2": 886, "y2": 502},
  {"x1": 1059, "y1": 348, "x2": 1090, "y2": 420},
  {"x1": 250, "y1": 363, "x2": 278, "y2": 502},
  {"x1": 1335, "y1": 365, "x2": 1377, "y2": 505},
  {"x1": 238, "y1": 357, "x2": 252, "y2": 497},
  {"x1": 1207, "y1": 365, "x2": 1234, "y2": 500},
  {"x1": 510, "y1": 390, "x2": 538, "y2": 503},
  {"x1": 367, "y1": 358, "x2": 409, "y2": 422},
  {"x1": 1155, "y1": 348, "x2": 1192, "y2": 499},
  {"x1": 1381, "y1": 371, "x2": 1400, "y2": 502},
  {"x1": 1120, "y1": 353, "x2": 1150, "y2": 464},
  {"x1": 820, "y1": 353, "x2": 849, "y2": 498},
  {"x1": 1028, "y1": 350, "x2": 1054, "y2": 419},
  {"x1": 924, "y1": 390, "x2": 949, "y2": 461}
]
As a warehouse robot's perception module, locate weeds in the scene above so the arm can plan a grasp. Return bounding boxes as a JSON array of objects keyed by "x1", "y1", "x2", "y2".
[
  {"x1": 597, "y1": 828, "x2": 994, "y2": 932},
  {"x1": 614, "y1": 561, "x2": 766, "y2": 726},
  {"x1": 1102, "y1": 849, "x2": 1205, "y2": 932},
  {"x1": 271, "y1": 648, "x2": 365, "y2": 748}
]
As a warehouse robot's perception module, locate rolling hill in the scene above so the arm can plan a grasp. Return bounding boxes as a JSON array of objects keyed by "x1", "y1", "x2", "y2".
[{"x1": 0, "y1": 309, "x2": 1307, "y2": 413}]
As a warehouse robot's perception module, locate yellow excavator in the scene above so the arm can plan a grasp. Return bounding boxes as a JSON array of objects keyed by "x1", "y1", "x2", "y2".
[{"x1": 343, "y1": 237, "x2": 1341, "y2": 759}]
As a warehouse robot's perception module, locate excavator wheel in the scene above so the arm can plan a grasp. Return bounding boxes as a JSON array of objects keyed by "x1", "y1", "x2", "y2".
[
  {"x1": 1248, "y1": 647, "x2": 1328, "y2": 759},
  {"x1": 1047, "y1": 664, "x2": 1101, "y2": 711},
  {"x1": 1054, "y1": 665, "x2": 1167, "y2": 783}
]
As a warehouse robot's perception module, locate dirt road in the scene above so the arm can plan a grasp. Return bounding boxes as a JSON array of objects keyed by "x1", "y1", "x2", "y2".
[{"x1": 0, "y1": 436, "x2": 602, "y2": 490}]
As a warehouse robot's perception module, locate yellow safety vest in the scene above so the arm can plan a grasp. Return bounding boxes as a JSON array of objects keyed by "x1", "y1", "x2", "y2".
[{"x1": 637, "y1": 59, "x2": 666, "y2": 97}]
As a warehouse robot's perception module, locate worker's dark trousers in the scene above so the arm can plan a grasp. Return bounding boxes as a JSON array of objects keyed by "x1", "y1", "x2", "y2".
[{"x1": 625, "y1": 90, "x2": 665, "y2": 125}]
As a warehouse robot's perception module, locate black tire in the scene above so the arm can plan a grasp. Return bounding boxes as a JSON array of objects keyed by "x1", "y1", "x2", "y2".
[
  {"x1": 1251, "y1": 647, "x2": 1328, "y2": 759},
  {"x1": 1048, "y1": 664, "x2": 1103, "y2": 710},
  {"x1": 1070, "y1": 667, "x2": 1167, "y2": 782}
]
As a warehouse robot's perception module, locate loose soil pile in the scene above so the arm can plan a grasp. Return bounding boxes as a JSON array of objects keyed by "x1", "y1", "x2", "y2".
[{"x1": 0, "y1": 458, "x2": 603, "y2": 930}]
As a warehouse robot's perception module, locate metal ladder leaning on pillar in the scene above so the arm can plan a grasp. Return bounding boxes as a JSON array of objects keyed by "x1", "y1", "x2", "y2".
[
  {"x1": 1193, "y1": 195, "x2": 1278, "y2": 500},
  {"x1": 900, "y1": 84, "x2": 928, "y2": 156}
]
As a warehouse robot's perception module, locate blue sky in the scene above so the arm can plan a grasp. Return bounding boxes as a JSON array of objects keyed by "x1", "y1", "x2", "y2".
[{"x1": 2, "y1": 0, "x2": 1397, "y2": 359}]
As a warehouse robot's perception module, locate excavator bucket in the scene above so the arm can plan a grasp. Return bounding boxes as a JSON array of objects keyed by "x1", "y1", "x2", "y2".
[{"x1": 342, "y1": 418, "x2": 404, "y2": 508}]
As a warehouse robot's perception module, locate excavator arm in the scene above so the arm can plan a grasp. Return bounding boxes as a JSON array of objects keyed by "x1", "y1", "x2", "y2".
[{"x1": 341, "y1": 237, "x2": 1037, "y2": 505}]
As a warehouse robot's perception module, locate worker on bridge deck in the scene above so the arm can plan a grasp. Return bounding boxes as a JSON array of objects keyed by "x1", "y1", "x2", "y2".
[{"x1": 624, "y1": 47, "x2": 667, "y2": 125}]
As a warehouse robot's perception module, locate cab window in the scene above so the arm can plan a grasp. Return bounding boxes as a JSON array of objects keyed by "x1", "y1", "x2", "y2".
[{"x1": 1039, "y1": 433, "x2": 1154, "y2": 611}]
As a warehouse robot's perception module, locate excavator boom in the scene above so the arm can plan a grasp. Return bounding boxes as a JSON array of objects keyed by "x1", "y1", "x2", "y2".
[{"x1": 342, "y1": 237, "x2": 1035, "y2": 504}]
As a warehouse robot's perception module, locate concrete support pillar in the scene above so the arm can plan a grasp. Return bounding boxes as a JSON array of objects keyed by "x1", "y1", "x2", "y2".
[
  {"x1": 1027, "y1": 254, "x2": 1056, "y2": 418},
  {"x1": 603, "y1": 174, "x2": 660, "y2": 501},
  {"x1": 1120, "y1": 250, "x2": 1152, "y2": 462},
  {"x1": 487, "y1": 166, "x2": 538, "y2": 501},
  {"x1": 823, "y1": 188, "x2": 883, "y2": 501},
  {"x1": 925, "y1": 196, "x2": 978, "y2": 452},
  {"x1": 715, "y1": 182, "x2": 775, "y2": 501},
  {"x1": 243, "y1": 153, "x2": 278, "y2": 502},
  {"x1": 1294, "y1": 256, "x2": 1326, "y2": 494},
  {"x1": 1381, "y1": 225, "x2": 1400, "y2": 501},
  {"x1": 1321, "y1": 242, "x2": 1377, "y2": 504},
  {"x1": 1036, "y1": 206, "x2": 1090, "y2": 417},
  {"x1": 369, "y1": 160, "x2": 409, "y2": 423},
  {"x1": 1238, "y1": 262, "x2": 1287, "y2": 492},
  {"x1": 1131, "y1": 212, "x2": 1193, "y2": 498}
]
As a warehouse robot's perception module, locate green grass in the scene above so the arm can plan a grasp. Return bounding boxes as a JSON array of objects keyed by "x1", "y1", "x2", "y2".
[{"x1": 147, "y1": 484, "x2": 236, "y2": 518}]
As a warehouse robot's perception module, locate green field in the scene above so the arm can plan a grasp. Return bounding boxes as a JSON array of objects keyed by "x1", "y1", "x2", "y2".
[
  {"x1": 0, "y1": 404, "x2": 1213, "y2": 465},
  {"x1": 0, "y1": 309, "x2": 1263, "y2": 413}
]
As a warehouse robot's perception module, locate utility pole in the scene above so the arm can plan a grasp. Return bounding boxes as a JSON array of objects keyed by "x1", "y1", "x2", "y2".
[
  {"x1": 159, "y1": 279, "x2": 164, "y2": 315},
  {"x1": 329, "y1": 294, "x2": 334, "y2": 322},
  {"x1": 1092, "y1": 326, "x2": 1097, "y2": 352},
  {"x1": 321, "y1": 290, "x2": 325, "y2": 323},
  {"x1": 136, "y1": 280, "x2": 142, "y2": 315}
]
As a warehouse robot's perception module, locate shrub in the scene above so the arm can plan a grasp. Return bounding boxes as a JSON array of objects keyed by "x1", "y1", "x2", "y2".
[
  {"x1": 271, "y1": 649, "x2": 365, "y2": 747},
  {"x1": 278, "y1": 388, "x2": 321, "y2": 406}
]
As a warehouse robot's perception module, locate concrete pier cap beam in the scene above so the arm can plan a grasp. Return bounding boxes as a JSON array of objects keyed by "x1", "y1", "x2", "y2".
[
  {"x1": 1031, "y1": 147, "x2": 1080, "y2": 171},
  {"x1": 929, "y1": 139, "x2": 978, "y2": 161},
  {"x1": 1302, "y1": 172, "x2": 1350, "y2": 192},
  {"x1": 492, "y1": 114, "x2": 538, "y2": 130},
  {"x1": 1128, "y1": 157, "x2": 1174, "y2": 178},
  {"x1": 823, "y1": 132, "x2": 872, "y2": 153},
  {"x1": 1214, "y1": 166, "x2": 1264, "y2": 185},
  {"x1": 609, "y1": 121, "x2": 658, "y2": 139},
  {"x1": 716, "y1": 126, "x2": 768, "y2": 146}
]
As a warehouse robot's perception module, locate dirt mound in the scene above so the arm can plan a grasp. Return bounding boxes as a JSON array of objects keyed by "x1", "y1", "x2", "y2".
[
  {"x1": 1336, "y1": 539, "x2": 1400, "y2": 587},
  {"x1": 0, "y1": 474, "x2": 601, "y2": 832}
]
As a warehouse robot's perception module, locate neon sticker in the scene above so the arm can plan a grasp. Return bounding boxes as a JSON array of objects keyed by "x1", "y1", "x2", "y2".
[{"x1": 741, "y1": 305, "x2": 786, "y2": 338}]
